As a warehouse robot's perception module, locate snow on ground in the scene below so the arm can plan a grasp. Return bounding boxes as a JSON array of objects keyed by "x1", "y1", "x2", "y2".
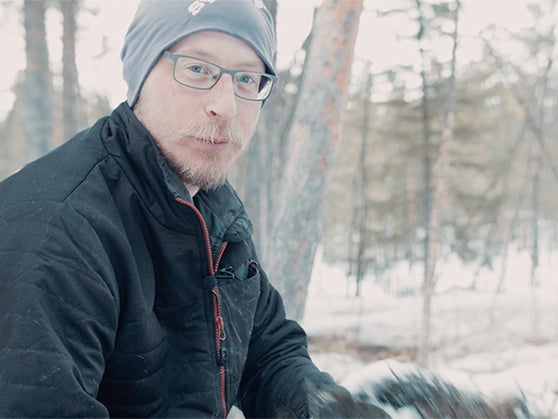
[{"x1": 302, "y1": 248, "x2": 558, "y2": 417}]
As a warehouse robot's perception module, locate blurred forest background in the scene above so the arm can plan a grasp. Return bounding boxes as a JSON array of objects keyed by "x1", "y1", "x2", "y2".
[{"x1": 1, "y1": 0, "x2": 557, "y2": 367}]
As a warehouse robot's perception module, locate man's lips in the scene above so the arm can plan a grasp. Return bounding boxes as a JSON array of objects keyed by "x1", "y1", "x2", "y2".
[
  {"x1": 193, "y1": 136, "x2": 229, "y2": 144},
  {"x1": 193, "y1": 137, "x2": 231, "y2": 152},
  {"x1": 209, "y1": 138, "x2": 229, "y2": 145}
]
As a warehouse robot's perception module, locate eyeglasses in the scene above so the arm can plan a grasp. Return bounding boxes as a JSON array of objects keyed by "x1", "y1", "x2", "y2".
[{"x1": 163, "y1": 51, "x2": 276, "y2": 102}]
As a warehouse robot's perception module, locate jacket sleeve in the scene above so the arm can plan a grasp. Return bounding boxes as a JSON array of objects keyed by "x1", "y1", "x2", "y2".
[
  {"x1": 0, "y1": 202, "x2": 118, "y2": 417},
  {"x1": 238, "y1": 261, "x2": 346, "y2": 418}
]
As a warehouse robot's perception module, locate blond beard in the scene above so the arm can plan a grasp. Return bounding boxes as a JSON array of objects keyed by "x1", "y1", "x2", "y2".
[
  {"x1": 134, "y1": 93, "x2": 250, "y2": 191},
  {"x1": 164, "y1": 123, "x2": 247, "y2": 190}
]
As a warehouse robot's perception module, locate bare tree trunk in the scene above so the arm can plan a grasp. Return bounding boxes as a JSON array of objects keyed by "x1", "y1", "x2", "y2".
[
  {"x1": 529, "y1": 28, "x2": 555, "y2": 288},
  {"x1": 417, "y1": 0, "x2": 460, "y2": 367},
  {"x1": 415, "y1": 0, "x2": 433, "y2": 304},
  {"x1": 405, "y1": 165, "x2": 418, "y2": 267},
  {"x1": 529, "y1": 151, "x2": 541, "y2": 287},
  {"x1": 415, "y1": 0, "x2": 433, "y2": 364},
  {"x1": 61, "y1": 0, "x2": 81, "y2": 143},
  {"x1": 23, "y1": 0, "x2": 52, "y2": 161},
  {"x1": 354, "y1": 65, "x2": 373, "y2": 297},
  {"x1": 267, "y1": 0, "x2": 363, "y2": 321},
  {"x1": 234, "y1": 0, "x2": 278, "y2": 256}
]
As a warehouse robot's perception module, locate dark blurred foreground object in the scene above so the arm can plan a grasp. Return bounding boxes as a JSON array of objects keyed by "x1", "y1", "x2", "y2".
[
  {"x1": 259, "y1": 359, "x2": 533, "y2": 418},
  {"x1": 276, "y1": 380, "x2": 391, "y2": 418},
  {"x1": 305, "y1": 383, "x2": 391, "y2": 418},
  {"x1": 342, "y1": 360, "x2": 533, "y2": 419}
]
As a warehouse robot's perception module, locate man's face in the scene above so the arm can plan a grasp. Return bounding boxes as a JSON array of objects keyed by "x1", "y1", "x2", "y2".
[{"x1": 134, "y1": 31, "x2": 265, "y2": 193}]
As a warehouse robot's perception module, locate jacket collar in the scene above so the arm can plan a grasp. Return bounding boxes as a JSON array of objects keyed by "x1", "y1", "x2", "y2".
[{"x1": 104, "y1": 102, "x2": 253, "y2": 243}]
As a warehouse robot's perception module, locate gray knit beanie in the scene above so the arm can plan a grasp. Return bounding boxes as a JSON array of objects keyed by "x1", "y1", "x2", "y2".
[{"x1": 122, "y1": 0, "x2": 277, "y2": 107}]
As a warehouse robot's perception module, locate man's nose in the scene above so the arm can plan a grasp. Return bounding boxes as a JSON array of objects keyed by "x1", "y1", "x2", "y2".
[{"x1": 204, "y1": 74, "x2": 238, "y2": 120}]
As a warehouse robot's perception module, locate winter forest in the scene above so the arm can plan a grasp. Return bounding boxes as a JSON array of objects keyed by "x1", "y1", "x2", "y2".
[{"x1": 1, "y1": 0, "x2": 558, "y2": 417}]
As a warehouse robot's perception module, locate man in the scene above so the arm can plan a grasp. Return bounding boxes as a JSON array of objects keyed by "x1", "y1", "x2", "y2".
[{"x1": 0, "y1": 1, "x2": 388, "y2": 417}]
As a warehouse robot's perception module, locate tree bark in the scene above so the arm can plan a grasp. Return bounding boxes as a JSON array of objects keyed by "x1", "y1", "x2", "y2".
[
  {"x1": 61, "y1": 0, "x2": 81, "y2": 142},
  {"x1": 23, "y1": 0, "x2": 52, "y2": 161},
  {"x1": 266, "y1": 0, "x2": 363, "y2": 321}
]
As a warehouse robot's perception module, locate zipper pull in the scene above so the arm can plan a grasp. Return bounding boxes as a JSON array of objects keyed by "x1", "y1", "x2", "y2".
[
  {"x1": 215, "y1": 315, "x2": 227, "y2": 341},
  {"x1": 219, "y1": 347, "x2": 228, "y2": 366}
]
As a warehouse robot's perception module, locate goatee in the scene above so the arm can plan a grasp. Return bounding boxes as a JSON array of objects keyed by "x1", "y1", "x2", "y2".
[{"x1": 167, "y1": 123, "x2": 247, "y2": 190}]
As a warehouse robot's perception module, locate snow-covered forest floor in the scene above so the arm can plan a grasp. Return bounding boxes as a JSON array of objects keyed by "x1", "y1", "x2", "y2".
[{"x1": 302, "y1": 248, "x2": 558, "y2": 418}]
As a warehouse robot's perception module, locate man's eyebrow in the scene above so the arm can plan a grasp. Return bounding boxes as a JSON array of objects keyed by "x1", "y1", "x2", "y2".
[{"x1": 176, "y1": 48, "x2": 264, "y2": 71}]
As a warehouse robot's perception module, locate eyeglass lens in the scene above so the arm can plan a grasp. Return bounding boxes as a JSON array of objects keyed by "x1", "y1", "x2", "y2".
[{"x1": 171, "y1": 54, "x2": 274, "y2": 101}]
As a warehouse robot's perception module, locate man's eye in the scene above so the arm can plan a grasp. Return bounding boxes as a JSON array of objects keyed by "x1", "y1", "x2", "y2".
[
  {"x1": 186, "y1": 64, "x2": 206, "y2": 74},
  {"x1": 237, "y1": 73, "x2": 257, "y2": 85}
]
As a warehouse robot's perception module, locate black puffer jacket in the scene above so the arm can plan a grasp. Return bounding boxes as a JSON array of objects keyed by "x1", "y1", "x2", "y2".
[{"x1": 0, "y1": 103, "x2": 339, "y2": 418}]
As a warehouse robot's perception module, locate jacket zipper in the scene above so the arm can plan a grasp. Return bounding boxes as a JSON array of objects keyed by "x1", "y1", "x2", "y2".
[
  {"x1": 213, "y1": 242, "x2": 229, "y2": 418},
  {"x1": 175, "y1": 197, "x2": 229, "y2": 418}
]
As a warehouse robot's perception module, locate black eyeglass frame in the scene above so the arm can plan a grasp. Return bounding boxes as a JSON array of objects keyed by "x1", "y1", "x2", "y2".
[{"x1": 163, "y1": 50, "x2": 276, "y2": 102}]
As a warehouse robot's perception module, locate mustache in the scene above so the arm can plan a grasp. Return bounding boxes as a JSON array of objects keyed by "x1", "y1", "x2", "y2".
[{"x1": 178, "y1": 123, "x2": 244, "y2": 145}]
